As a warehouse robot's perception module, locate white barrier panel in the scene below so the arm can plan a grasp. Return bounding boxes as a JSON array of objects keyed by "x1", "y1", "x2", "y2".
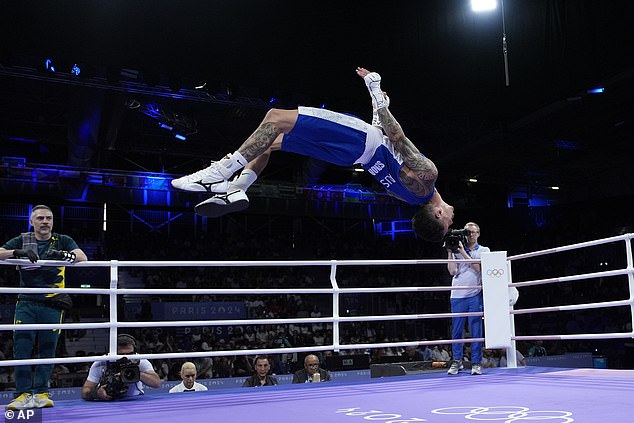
[{"x1": 481, "y1": 251, "x2": 512, "y2": 348}]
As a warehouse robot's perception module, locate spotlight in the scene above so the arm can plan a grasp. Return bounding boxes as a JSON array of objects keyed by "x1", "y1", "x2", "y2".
[
  {"x1": 471, "y1": 0, "x2": 497, "y2": 12},
  {"x1": 174, "y1": 134, "x2": 187, "y2": 141},
  {"x1": 587, "y1": 87, "x2": 605, "y2": 94},
  {"x1": 194, "y1": 81, "x2": 207, "y2": 90},
  {"x1": 70, "y1": 64, "x2": 81, "y2": 76},
  {"x1": 44, "y1": 58, "x2": 55, "y2": 72}
]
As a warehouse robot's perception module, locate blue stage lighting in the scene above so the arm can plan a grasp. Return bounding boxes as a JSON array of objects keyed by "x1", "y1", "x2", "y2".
[
  {"x1": 70, "y1": 64, "x2": 81, "y2": 76},
  {"x1": 174, "y1": 134, "x2": 187, "y2": 141},
  {"x1": 269, "y1": 97, "x2": 277, "y2": 103},
  {"x1": 45, "y1": 58, "x2": 55, "y2": 72},
  {"x1": 587, "y1": 87, "x2": 605, "y2": 94}
]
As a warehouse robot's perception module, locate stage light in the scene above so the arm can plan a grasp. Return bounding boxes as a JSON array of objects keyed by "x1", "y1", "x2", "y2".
[
  {"x1": 587, "y1": 87, "x2": 605, "y2": 94},
  {"x1": 194, "y1": 81, "x2": 207, "y2": 90},
  {"x1": 45, "y1": 58, "x2": 55, "y2": 72},
  {"x1": 70, "y1": 63, "x2": 81, "y2": 76},
  {"x1": 158, "y1": 122, "x2": 174, "y2": 131},
  {"x1": 468, "y1": 178, "x2": 478, "y2": 183},
  {"x1": 471, "y1": 0, "x2": 497, "y2": 12},
  {"x1": 174, "y1": 134, "x2": 187, "y2": 141},
  {"x1": 269, "y1": 97, "x2": 277, "y2": 103}
]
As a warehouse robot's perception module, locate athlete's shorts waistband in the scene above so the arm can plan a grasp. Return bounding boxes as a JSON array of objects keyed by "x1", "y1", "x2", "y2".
[{"x1": 355, "y1": 125, "x2": 384, "y2": 165}]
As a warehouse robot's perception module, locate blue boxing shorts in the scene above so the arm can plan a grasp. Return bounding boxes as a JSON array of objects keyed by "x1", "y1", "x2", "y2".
[{"x1": 281, "y1": 106, "x2": 378, "y2": 166}]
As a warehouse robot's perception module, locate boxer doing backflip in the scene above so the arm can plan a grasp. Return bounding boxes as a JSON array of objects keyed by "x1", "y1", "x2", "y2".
[{"x1": 171, "y1": 67, "x2": 454, "y2": 242}]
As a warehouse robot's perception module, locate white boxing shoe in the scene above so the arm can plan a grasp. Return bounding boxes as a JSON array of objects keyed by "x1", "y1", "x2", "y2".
[
  {"x1": 171, "y1": 162, "x2": 230, "y2": 193},
  {"x1": 195, "y1": 189, "x2": 249, "y2": 217}
]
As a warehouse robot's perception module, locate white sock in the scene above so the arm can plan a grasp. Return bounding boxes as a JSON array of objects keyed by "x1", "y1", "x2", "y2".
[
  {"x1": 217, "y1": 151, "x2": 248, "y2": 178},
  {"x1": 229, "y1": 168, "x2": 258, "y2": 191}
]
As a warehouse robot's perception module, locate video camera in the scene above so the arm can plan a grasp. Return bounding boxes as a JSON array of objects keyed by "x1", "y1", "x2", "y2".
[
  {"x1": 443, "y1": 228, "x2": 472, "y2": 252},
  {"x1": 99, "y1": 357, "x2": 141, "y2": 399}
]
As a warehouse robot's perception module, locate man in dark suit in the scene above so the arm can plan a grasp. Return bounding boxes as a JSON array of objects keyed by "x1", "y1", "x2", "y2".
[{"x1": 292, "y1": 354, "x2": 332, "y2": 384}]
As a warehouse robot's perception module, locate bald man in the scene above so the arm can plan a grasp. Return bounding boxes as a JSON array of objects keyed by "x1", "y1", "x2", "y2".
[{"x1": 292, "y1": 354, "x2": 332, "y2": 383}]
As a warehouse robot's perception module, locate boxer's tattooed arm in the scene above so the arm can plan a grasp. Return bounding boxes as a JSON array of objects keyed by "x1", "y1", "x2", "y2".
[
  {"x1": 238, "y1": 122, "x2": 280, "y2": 161},
  {"x1": 377, "y1": 108, "x2": 438, "y2": 190}
]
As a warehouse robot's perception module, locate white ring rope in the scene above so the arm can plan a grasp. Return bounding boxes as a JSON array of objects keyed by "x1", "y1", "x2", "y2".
[{"x1": 0, "y1": 233, "x2": 632, "y2": 371}]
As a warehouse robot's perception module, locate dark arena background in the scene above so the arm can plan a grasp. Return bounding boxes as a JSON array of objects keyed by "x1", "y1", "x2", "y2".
[{"x1": 1, "y1": 1, "x2": 633, "y2": 422}]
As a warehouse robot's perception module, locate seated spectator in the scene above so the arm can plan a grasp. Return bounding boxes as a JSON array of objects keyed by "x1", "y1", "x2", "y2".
[
  {"x1": 481, "y1": 349, "x2": 498, "y2": 368},
  {"x1": 500, "y1": 349, "x2": 527, "y2": 367},
  {"x1": 527, "y1": 340, "x2": 547, "y2": 357},
  {"x1": 292, "y1": 354, "x2": 331, "y2": 383},
  {"x1": 242, "y1": 356, "x2": 278, "y2": 387},
  {"x1": 401, "y1": 346, "x2": 424, "y2": 362},
  {"x1": 194, "y1": 356, "x2": 213, "y2": 379},
  {"x1": 233, "y1": 353, "x2": 254, "y2": 377},
  {"x1": 431, "y1": 345, "x2": 450, "y2": 362},
  {"x1": 419, "y1": 344, "x2": 433, "y2": 361},
  {"x1": 169, "y1": 362, "x2": 208, "y2": 393}
]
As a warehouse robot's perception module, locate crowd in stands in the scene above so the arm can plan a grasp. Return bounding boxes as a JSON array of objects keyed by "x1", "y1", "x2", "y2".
[{"x1": 0, "y1": 203, "x2": 632, "y2": 390}]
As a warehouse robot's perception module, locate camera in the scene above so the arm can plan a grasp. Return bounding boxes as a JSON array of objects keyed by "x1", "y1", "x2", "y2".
[
  {"x1": 100, "y1": 357, "x2": 140, "y2": 399},
  {"x1": 443, "y1": 228, "x2": 471, "y2": 252}
]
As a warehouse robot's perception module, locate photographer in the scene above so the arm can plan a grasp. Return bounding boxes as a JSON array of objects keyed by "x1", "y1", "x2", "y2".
[
  {"x1": 445, "y1": 222, "x2": 490, "y2": 376},
  {"x1": 81, "y1": 334, "x2": 161, "y2": 401}
]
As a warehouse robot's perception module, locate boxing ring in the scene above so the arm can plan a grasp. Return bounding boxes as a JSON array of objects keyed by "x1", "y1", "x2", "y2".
[{"x1": 1, "y1": 233, "x2": 633, "y2": 422}]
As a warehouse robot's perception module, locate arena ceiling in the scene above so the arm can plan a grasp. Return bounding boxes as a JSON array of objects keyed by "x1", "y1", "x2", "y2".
[{"x1": 1, "y1": 0, "x2": 633, "y2": 208}]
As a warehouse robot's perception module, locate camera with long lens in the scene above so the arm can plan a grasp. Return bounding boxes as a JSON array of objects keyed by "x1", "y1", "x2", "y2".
[
  {"x1": 100, "y1": 357, "x2": 140, "y2": 399},
  {"x1": 443, "y1": 228, "x2": 472, "y2": 252}
]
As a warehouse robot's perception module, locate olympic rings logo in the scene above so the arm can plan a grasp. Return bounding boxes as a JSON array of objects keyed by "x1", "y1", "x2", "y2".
[
  {"x1": 486, "y1": 268, "x2": 505, "y2": 277},
  {"x1": 431, "y1": 406, "x2": 574, "y2": 422}
]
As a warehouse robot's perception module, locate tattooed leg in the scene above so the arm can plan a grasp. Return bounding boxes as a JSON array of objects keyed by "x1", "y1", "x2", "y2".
[
  {"x1": 237, "y1": 122, "x2": 280, "y2": 161},
  {"x1": 236, "y1": 109, "x2": 298, "y2": 161}
]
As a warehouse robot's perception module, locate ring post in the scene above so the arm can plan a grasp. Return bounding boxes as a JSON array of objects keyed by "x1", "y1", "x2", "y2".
[
  {"x1": 506, "y1": 259, "x2": 518, "y2": 368},
  {"x1": 481, "y1": 251, "x2": 512, "y2": 350},
  {"x1": 330, "y1": 260, "x2": 340, "y2": 353},
  {"x1": 109, "y1": 260, "x2": 119, "y2": 358},
  {"x1": 625, "y1": 238, "x2": 634, "y2": 338}
]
